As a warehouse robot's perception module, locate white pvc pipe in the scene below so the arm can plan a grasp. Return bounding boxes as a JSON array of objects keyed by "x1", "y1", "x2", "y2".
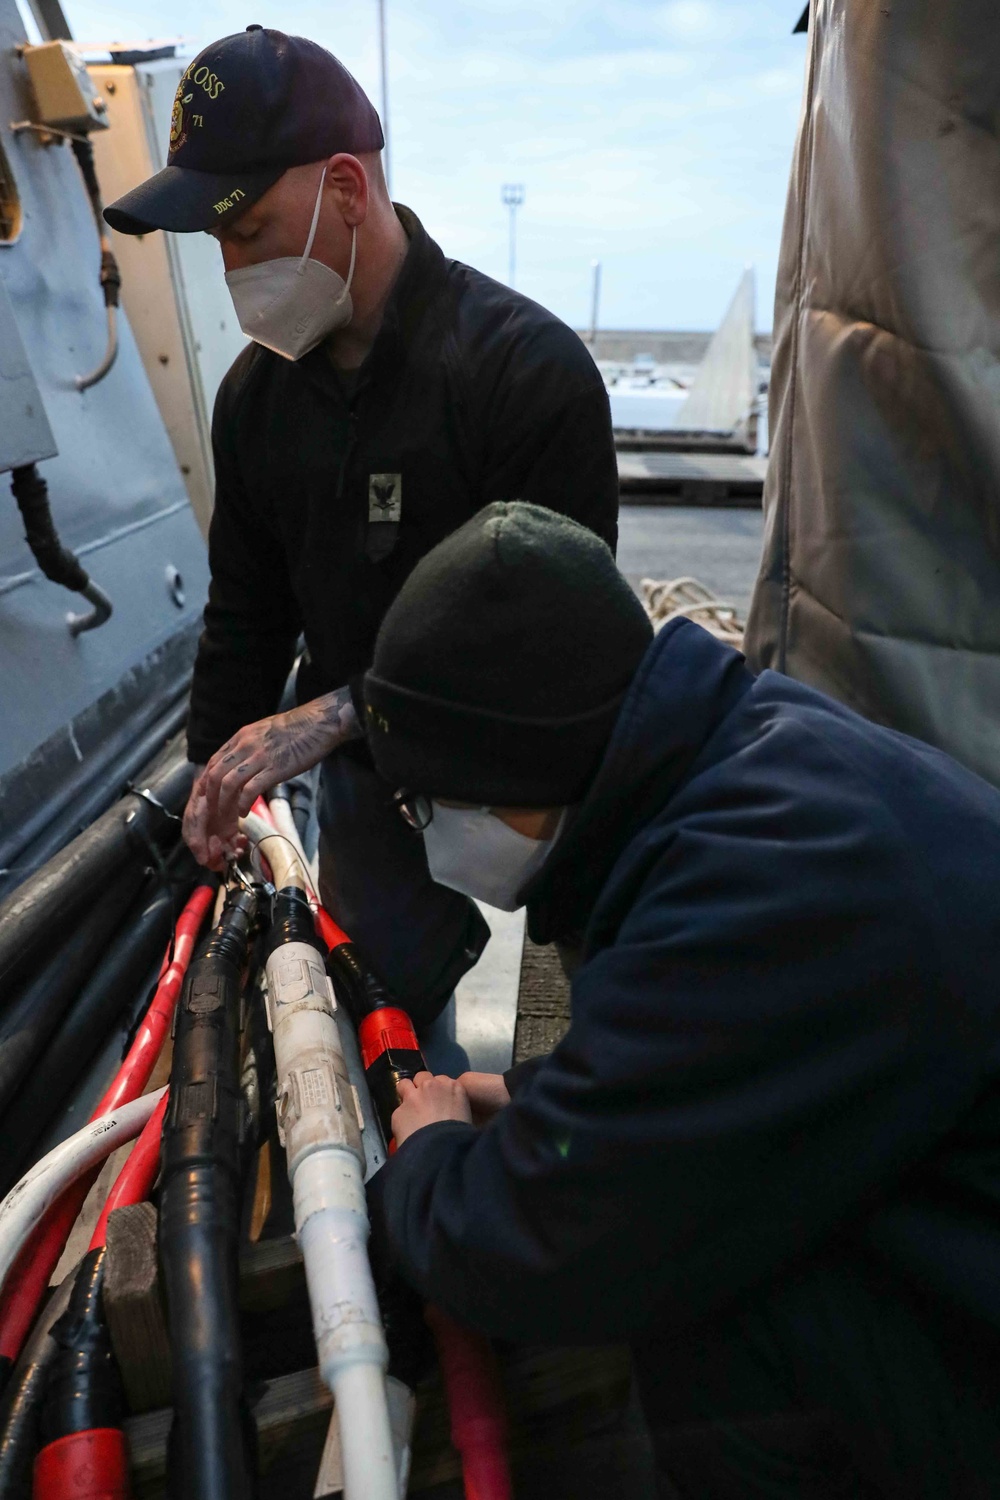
[
  {"x1": 248, "y1": 819, "x2": 396, "y2": 1500},
  {"x1": 295, "y1": 1153, "x2": 396, "y2": 1499},
  {"x1": 0, "y1": 1087, "x2": 165, "y2": 1295}
]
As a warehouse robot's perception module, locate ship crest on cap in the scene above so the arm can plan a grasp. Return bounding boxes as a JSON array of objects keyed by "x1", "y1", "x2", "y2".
[
  {"x1": 169, "y1": 86, "x2": 192, "y2": 153},
  {"x1": 169, "y1": 59, "x2": 227, "y2": 160}
]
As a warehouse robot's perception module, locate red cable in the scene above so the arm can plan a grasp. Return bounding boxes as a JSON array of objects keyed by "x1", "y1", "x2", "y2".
[
  {"x1": 34, "y1": 1095, "x2": 169, "y2": 1498},
  {"x1": 33, "y1": 1428, "x2": 130, "y2": 1500},
  {"x1": 0, "y1": 884, "x2": 214, "y2": 1368},
  {"x1": 254, "y1": 795, "x2": 350, "y2": 952},
  {"x1": 95, "y1": 882, "x2": 215, "y2": 1116},
  {"x1": 425, "y1": 1305, "x2": 512, "y2": 1500},
  {"x1": 89, "y1": 1089, "x2": 169, "y2": 1251}
]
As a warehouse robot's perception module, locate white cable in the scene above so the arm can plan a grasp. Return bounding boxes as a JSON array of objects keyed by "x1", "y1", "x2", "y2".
[
  {"x1": 242, "y1": 809, "x2": 311, "y2": 892},
  {"x1": 246, "y1": 810, "x2": 396, "y2": 1500},
  {"x1": 0, "y1": 1088, "x2": 166, "y2": 1296},
  {"x1": 266, "y1": 793, "x2": 317, "y2": 898}
]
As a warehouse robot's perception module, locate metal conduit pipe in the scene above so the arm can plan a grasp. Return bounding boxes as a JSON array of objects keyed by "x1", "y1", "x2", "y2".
[
  {"x1": 159, "y1": 884, "x2": 257, "y2": 1500},
  {"x1": 247, "y1": 817, "x2": 396, "y2": 1500},
  {"x1": 0, "y1": 738, "x2": 193, "y2": 1006},
  {"x1": 0, "y1": 1264, "x2": 81, "y2": 1498},
  {"x1": 0, "y1": 878, "x2": 178, "y2": 1198},
  {"x1": 70, "y1": 138, "x2": 121, "y2": 395},
  {"x1": 0, "y1": 866, "x2": 138, "y2": 1120}
]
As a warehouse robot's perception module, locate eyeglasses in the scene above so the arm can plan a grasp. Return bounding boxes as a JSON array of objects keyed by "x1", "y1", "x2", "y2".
[{"x1": 392, "y1": 788, "x2": 433, "y2": 831}]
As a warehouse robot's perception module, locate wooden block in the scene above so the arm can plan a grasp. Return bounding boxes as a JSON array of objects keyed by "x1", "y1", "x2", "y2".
[
  {"x1": 104, "y1": 1201, "x2": 173, "y2": 1414},
  {"x1": 239, "y1": 1232, "x2": 304, "y2": 1312},
  {"x1": 124, "y1": 1365, "x2": 332, "y2": 1500},
  {"x1": 106, "y1": 1209, "x2": 314, "y2": 1416}
]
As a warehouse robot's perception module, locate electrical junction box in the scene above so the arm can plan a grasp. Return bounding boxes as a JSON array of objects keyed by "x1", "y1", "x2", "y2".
[
  {"x1": 22, "y1": 42, "x2": 108, "y2": 134},
  {"x1": 0, "y1": 274, "x2": 57, "y2": 474},
  {"x1": 87, "y1": 56, "x2": 248, "y2": 536}
]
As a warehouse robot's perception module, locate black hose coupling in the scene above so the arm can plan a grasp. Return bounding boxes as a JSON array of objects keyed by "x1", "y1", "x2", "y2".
[
  {"x1": 40, "y1": 1247, "x2": 121, "y2": 1442},
  {"x1": 326, "y1": 940, "x2": 385, "y2": 1025},
  {"x1": 203, "y1": 884, "x2": 257, "y2": 969},
  {"x1": 99, "y1": 247, "x2": 121, "y2": 308},
  {"x1": 264, "y1": 886, "x2": 315, "y2": 957}
]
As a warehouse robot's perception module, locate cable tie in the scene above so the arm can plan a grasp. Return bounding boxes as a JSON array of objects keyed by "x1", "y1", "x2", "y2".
[{"x1": 126, "y1": 784, "x2": 182, "y2": 824}]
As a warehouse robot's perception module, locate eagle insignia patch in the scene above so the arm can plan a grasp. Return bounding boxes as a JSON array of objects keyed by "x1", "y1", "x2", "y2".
[{"x1": 368, "y1": 473, "x2": 402, "y2": 524}]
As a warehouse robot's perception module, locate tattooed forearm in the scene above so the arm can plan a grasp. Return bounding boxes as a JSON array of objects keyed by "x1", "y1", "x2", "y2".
[
  {"x1": 260, "y1": 687, "x2": 361, "y2": 776},
  {"x1": 197, "y1": 685, "x2": 365, "y2": 846}
]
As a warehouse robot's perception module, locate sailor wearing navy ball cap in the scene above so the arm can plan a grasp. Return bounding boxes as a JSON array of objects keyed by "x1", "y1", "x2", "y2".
[{"x1": 106, "y1": 26, "x2": 620, "y2": 1020}]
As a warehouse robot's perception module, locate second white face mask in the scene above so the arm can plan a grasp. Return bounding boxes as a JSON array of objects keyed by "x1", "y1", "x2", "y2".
[
  {"x1": 224, "y1": 167, "x2": 357, "y2": 361},
  {"x1": 423, "y1": 803, "x2": 568, "y2": 913}
]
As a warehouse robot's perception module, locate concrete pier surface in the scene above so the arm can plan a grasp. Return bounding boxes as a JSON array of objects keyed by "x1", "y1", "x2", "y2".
[{"x1": 617, "y1": 502, "x2": 765, "y2": 615}]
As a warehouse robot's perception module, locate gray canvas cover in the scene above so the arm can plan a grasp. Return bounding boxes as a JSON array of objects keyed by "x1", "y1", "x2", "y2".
[{"x1": 745, "y1": 0, "x2": 1000, "y2": 787}]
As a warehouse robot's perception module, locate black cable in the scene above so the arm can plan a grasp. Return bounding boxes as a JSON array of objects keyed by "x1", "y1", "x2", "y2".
[
  {"x1": 0, "y1": 736, "x2": 193, "y2": 1006},
  {"x1": 159, "y1": 884, "x2": 259, "y2": 1500},
  {"x1": 39, "y1": 1247, "x2": 120, "y2": 1442},
  {"x1": 33, "y1": 1246, "x2": 130, "y2": 1500},
  {"x1": 70, "y1": 139, "x2": 120, "y2": 315},
  {"x1": 0, "y1": 1261, "x2": 81, "y2": 1494},
  {"x1": 0, "y1": 690, "x2": 191, "y2": 893},
  {"x1": 0, "y1": 865, "x2": 138, "y2": 1122},
  {"x1": 9, "y1": 465, "x2": 90, "y2": 595},
  {"x1": 0, "y1": 874, "x2": 180, "y2": 1197}
]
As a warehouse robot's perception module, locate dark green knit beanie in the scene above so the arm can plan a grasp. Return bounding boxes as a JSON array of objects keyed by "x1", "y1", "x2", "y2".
[{"x1": 363, "y1": 502, "x2": 653, "y2": 805}]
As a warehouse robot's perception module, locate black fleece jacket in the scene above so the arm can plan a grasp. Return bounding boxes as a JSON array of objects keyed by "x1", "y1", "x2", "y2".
[{"x1": 186, "y1": 206, "x2": 619, "y2": 764}]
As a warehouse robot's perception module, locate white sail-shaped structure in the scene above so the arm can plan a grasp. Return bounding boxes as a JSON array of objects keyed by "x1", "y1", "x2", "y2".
[{"x1": 674, "y1": 268, "x2": 759, "y2": 450}]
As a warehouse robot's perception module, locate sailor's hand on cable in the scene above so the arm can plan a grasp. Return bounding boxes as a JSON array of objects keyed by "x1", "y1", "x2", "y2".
[
  {"x1": 192, "y1": 688, "x2": 361, "y2": 862},
  {"x1": 182, "y1": 766, "x2": 247, "y2": 871},
  {"x1": 392, "y1": 1072, "x2": 473, "y2": 1146},
  {"x1": 457, "y1": 1072, "x2": 511, "y2": 1126}
]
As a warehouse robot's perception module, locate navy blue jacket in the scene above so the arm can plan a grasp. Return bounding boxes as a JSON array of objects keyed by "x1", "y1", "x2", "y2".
[{"x1": 372, "y1": 620, "x2": 1000, "y2": 1492}]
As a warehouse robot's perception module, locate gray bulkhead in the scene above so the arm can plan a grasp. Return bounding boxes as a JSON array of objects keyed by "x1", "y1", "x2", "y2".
[{"x1": 0, "y1": 0, "x2": 208, "y2": 838}]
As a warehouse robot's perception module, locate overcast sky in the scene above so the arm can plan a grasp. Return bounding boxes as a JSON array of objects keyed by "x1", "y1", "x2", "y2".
[{"x1": 56, "y1": 0, "x2": 806, "y2": 331}]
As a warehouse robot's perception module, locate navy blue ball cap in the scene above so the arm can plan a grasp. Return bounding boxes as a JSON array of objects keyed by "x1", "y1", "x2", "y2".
[{"x1": 104, "y1": 26, "x2": 384, "y2": 235}]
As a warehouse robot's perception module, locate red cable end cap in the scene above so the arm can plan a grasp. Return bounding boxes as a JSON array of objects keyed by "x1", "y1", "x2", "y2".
[
  {"x1": 34, "y1": 1428, "x2": 130, "y2": 1500},
  {"x1": 359, "y1": 1006, "x2": 421, "y2": 1069}
]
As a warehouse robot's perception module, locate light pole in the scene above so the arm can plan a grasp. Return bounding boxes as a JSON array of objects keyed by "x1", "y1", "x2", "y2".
[
  {"x1": 501, "y1": 183, "x2": 525, "y2": 289},
  {"x1": 588, "y1": 260, "x2": 602, "y2": 345},
  {"x1": 377, "y1": 0, "x2": 391, "y2": 197}
]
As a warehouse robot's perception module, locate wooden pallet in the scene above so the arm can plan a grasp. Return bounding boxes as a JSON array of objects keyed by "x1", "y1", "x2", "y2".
[{"x1": 106, "y1": 1204, "x2": 638, "y2": 1499}]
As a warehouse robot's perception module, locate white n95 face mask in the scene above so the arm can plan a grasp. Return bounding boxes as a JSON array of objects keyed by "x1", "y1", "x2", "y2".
[
  {"x1": 224, "y1": 167, "x2": 357, "y2": 361},
  {"x1": 423, "y1": 803, "x2": 568, "y2": 913}
]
